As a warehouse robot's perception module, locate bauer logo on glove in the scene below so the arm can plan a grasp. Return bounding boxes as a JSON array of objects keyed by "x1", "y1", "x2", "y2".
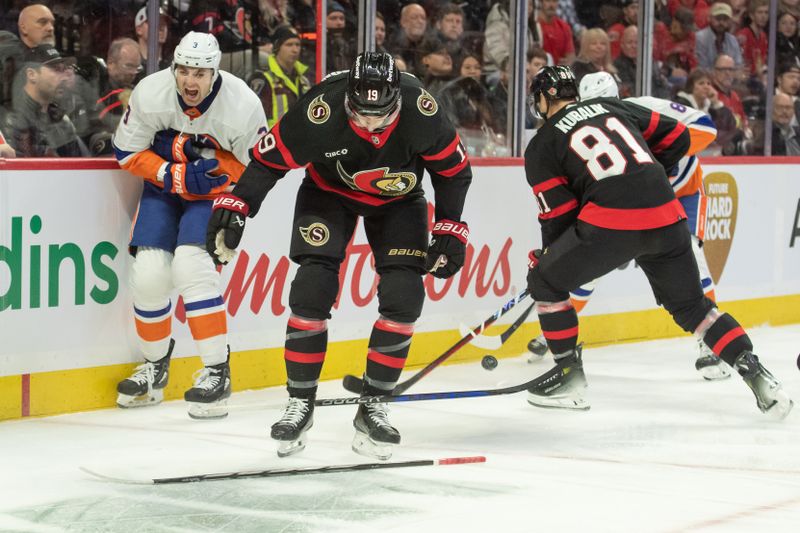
[{"x1": 424, "y1": 219, "x2": 468, "y2": 279}]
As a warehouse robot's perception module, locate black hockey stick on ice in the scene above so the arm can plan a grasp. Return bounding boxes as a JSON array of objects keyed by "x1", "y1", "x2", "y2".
[
  {"x1": 342, "y1": 290, "x2": 531, "y2": 395},
  {"x1": 458, "y1": 300, "x2": 536, "y2": 350},
  {"x1": 80, "y1": 456, "x2": 486, "y2": 485},
  {"x1": 329, "y1": 366, "x2": 544, "y2": 407}
]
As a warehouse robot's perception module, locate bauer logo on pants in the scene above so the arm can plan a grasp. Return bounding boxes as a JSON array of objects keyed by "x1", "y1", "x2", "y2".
[
  {"x1": 299, "y1": 223, "x2": 330, "y2": 246},
  {"x1": 703, "y1": 172, "x2": 738, "y2": 284}
]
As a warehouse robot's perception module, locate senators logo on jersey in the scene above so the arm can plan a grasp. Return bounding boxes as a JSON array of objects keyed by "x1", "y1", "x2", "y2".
[
  {"x1": 335, "y1": 160, "x2": 417, "y2": 196},
  {"x1": 299, "y1": 222, "x2": 330, "y2": 246},
  {"x1": 307, "y1": 95, "x2": 330, "y2": 124},
  {"x1": 417, "y1": 89, "x2": 438, "y2": 116}
]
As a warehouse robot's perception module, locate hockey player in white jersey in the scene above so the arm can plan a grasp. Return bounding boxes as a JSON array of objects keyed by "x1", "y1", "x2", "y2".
[
  {"x1": 113, "y1": 31, "x2": 268, "y2": 418},
  {"x1": 528, "y1": 71, "x2": 730, "y2": 381}
]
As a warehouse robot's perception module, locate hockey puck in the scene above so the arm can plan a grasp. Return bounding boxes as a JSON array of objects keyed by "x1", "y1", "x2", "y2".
[{"x1": 481, "y1": 355, "x2": 498, "y2": 371}]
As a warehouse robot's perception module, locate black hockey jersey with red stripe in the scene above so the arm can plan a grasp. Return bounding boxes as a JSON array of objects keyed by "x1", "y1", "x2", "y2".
[
  {"x1": 244, "y1": 71, "x2": 472, "y2": 222},
  {"x1": 524, "y1": 97, "x2": 690, "y2": 247}
]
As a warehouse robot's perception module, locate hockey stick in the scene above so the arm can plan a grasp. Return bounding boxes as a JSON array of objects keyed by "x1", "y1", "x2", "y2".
[
  {"x1": 326, "y1": 370, "x2": 543, "y2": 406},
  {"x1": 457, "y1": 300, "x2": 536, "y2": 350},
  {"x1": 80, "y1": 456, "x2": 486, "y2": 485},
  {"x1": 342, "y1": 290, "x2": 531, "y2": 395}
]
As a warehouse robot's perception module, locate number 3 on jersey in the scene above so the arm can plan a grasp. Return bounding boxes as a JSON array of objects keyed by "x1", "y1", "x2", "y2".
[{"x1": 570, "y1": 117, "x2": 652, "y2": 180}]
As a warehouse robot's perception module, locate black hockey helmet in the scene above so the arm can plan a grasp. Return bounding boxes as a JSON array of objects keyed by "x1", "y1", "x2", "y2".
[
  {"x1": 529, "y1": 65, "x2": 579, "y2": 119},
  {"x1": 346, "y1": 52, "x2": 401, "y2": 116}
]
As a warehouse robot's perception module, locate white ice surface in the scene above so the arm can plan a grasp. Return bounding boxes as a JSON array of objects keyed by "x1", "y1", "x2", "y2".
[{"x1": 1, "y1": 325, "x2": 799, "y2": 533}]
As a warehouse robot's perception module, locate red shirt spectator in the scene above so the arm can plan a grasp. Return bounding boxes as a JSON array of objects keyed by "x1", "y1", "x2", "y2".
[
  {"x1": 537, "y1": 0, "x2": 575, "y2": 65},
  {"x1": 736, "y1": 0, "x2": 769, "y2": 75},
  {"x1": 608, "y1": 0, "x2": 638, "y2": 59},
  {"x1": 654, "y1": 13, "x2": 698, "y2": 72},
  {"x1": 668, "y1": 0, "x2": 710, "y2": 29}
]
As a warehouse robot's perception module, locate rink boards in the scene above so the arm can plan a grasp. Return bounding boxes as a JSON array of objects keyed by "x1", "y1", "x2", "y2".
[{"x1": 1, "y1": 157, "x2": 799, "y2": 420}]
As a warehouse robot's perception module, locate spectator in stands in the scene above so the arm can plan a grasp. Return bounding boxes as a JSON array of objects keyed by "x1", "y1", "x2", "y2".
[
  {"x1": 133, "y1": 5, "x2": 171, "y2": 84},
  {"x1": 608, "y1": 0, "x2": 638, "y2": 59},
  {"x1": 536, "y1": 0, "x2": 575, "y2": 65},
  {"x1": 696, "y1": 2, "x2": 744, "y2": 70},
  {"x1": 17, "y1": 4, "x2": 55, "y2": 51},
  {"x1": 327, "y1": 1, "x2": 356, "y2": 73},
  {"x1": 614, "y1": 25, "x2": 637, "y2": 97},
  {"x1": 249, "y1": 25, "x2": 310, "y2": 125},
  {"x1": 571, "y1": 28, "x2": 618, "y2": 85},
  {"x1": 654, "y1": 7, "x2": 698, "y2": 78},
  {"x1": 729, "y1": 0, "x2": 748, "y2": 32},
  {"x1": 556, "y1": 0, "x2": 587, "y2": 37},
  {"x1": 2, "y1": 45, "x2": 85, "y2": 157},
  {"x1": 0, "y1": 30, "x2": 23, "y2": 110},
  {"x1": 777, "y1": 61, "x2": 800, "y2": 99},
  {"x1": 676, "y1": 68, "x2": 738, "y2": 153},
  {"x1": 668, "y1": 0, "x2": 710, "y2": 30},
  {"x1": 88, "y1": 38, "x2": 142, "y2": 156},
  {"x1": 777, "y1": 12, "x2": 800, "y2": 68},
  {"x1": 526, "y1": 47, "x2": 549, "y2": 89},
  {"x1": 484, "y1": 0, "x2": 536, "y2": 77},
  {"x1": 434, "y1": 3, "x2": 465, "y2": 58},
  {"x1": 771, "y1": 91, "x2": 800, "y2": 155},
  {"x1": 711, "y1": 53, "x2": 751, "y2": 153},
  {"x1": 456, "y1": 52, "x2": 483, "y2": 81},
  {"x1": 736, "y1": 0, "x2": 769, "y2": 77},
  {"x1": 388, "y1": 3, "x2": 428, "y2": 74},
  {"x1": 376, "y1": 12, "x2": 389, "y2": 53},
  {"x1": 439, "y1": 71, "x2": 501, "y2": 156},
  {"x1": 416, "y1": 36, "x2": 454, "y2": 95}
]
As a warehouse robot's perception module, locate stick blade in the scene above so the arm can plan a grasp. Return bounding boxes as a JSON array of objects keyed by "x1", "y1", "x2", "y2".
[
  {"x1": 342, "y1": 374, "x2": 364, "y2": 394},
  {"x1": 79, "y1": 466, "x2": 154, "y2": 485},
  {"x1": 457, "y1": 323, "x2": 502, "y2": 350}
]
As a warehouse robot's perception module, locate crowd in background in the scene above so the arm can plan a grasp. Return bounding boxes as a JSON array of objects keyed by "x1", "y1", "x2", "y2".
[{"x1": 1, "y1": 0, "x2": 800, "y2": 158}]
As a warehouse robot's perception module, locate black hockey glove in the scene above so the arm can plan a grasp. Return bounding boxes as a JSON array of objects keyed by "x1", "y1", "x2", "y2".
[
  {"x1": 425, "y1": 220, "x2": 469, "y2": 279},
  {"x1": 151, "y1": 129, "x2": 202, "y2": 162},
  {"x1": 526, "y1": 249, "x2": 543, "y2": 292},
  {"x1": 206, "y1": 194, "x2": 250, "y2": 266}
]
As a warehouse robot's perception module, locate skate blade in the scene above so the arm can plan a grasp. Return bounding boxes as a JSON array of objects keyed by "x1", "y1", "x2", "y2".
[
  {"x1": 352, "y1": 431, "x2": 393, "y2": 461},
  {"x1": 527, "y1": 353, "x2": 547, "y2": 364},
  {"x1": 527, "y1": 393, "x2": 591, "y2": 411},
  {"x1": 276, "y1": 436, "x2": 308, "y2": 458},
  {"x1": 763, "y1": 390, "x2": 794, "y2": 421},
  {"x1": 187, "y1": 399, "x2": 229, "y2": 420},
  {"x1": 698, "y1": 364, "x2": 732, "y2": 381},
  {"x1": 116, "y1": 389, "x2": 163, "y2": 408}
]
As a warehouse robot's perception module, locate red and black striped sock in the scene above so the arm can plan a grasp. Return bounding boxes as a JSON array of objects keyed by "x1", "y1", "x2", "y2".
[
  {"x1": 536, "y1": 300, "x2": 579, "y2": 356},
  {"x1": 363, "y1": 317, "x2": 415, "y2": 395},
  {"x1": 284, "y1": 315, "x2": 328, "y2": 398},
  {"x1": 702, "y1": 313, "x2": 752, "y2": 366}
]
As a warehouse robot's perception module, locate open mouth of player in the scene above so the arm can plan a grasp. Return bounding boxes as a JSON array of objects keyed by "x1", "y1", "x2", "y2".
[{"x1": 183, "y1": 88, "x2": 200, "y2": 101}]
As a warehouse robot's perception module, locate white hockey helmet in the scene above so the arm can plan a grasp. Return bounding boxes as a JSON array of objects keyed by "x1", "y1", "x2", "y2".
[
  {"x1": 578, "y1": 71, "x2": 619, "y2": 100},
  {"x1": 172, "y1": 31, "x2": 222, "y2": 82}
]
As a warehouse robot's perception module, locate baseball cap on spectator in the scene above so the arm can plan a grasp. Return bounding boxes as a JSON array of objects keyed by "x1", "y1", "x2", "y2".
[
  {"x1": 22, "y1": 44, "x2": 75, "y2": 67},
  {"x1": 271, "y1": 25, "x2": 300, "y2": 51},
  {"x1": 135, "y1": 6, "x2": 171, "y2": 27},
  {"x1": 709, "y1": 2, "x2": 733, "y2": 18},
  {"x1": 328, "y1": 1, "x2": 345, "y2": 14}
]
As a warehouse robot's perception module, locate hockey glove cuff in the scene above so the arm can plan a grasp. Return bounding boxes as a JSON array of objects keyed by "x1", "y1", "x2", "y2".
[
  {"x1": 206, "y1": 194, "x2": 250, "y2": 266},
  {"x1": 425, "y1": 219, "x2": 469, "y2": 279}
]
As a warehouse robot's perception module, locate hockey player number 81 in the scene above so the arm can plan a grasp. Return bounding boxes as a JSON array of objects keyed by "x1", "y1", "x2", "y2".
[{"x1": 570, "y1": 117, "x2": 653, "y2": 180}]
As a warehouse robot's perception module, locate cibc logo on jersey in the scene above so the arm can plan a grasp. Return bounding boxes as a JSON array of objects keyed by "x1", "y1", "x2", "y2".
[{"x1": 335, "y1": 160, "x2": 416, "y2": 196}]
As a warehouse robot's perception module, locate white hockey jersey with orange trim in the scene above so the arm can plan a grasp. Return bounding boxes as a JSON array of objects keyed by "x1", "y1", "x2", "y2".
[{"x1": 113, "y1": 69, "x2": 268, "y2": 196}]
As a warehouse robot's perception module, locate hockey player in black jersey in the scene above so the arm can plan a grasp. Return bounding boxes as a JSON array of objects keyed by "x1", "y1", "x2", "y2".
[
  {"x1": 523, "y1": 66, "x2": 792, "y2": 418},
  {"x1": 205, "y1": 52, "x2": 472, "y2": 459}
]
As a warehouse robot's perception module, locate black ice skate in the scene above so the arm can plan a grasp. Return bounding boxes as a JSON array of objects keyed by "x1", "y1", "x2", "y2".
[
  {"x1": 184, "y1": 357, "x2": 231, "y2": 420},
  {"x1": 352, "y1": 402, "x2": 401, "y2": 461},
  {"x1": 271, "y1": 397, "x2": 314, "y2": 457},
  {"x1": 116, "y1": 339, "x2": 175, "y2": 408},
  {"x1": 527, "y1": 333, "x2": 549, "y2": 363},
  {"x1": 527, "y1": 344, "x2": 589, "y2": 410},
  {"x1": 734, "y1": 351, "x2": 793, "y2": 420},
  {"x1": 694, "y1": 338, "x2": 731, "y2": 381}
]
